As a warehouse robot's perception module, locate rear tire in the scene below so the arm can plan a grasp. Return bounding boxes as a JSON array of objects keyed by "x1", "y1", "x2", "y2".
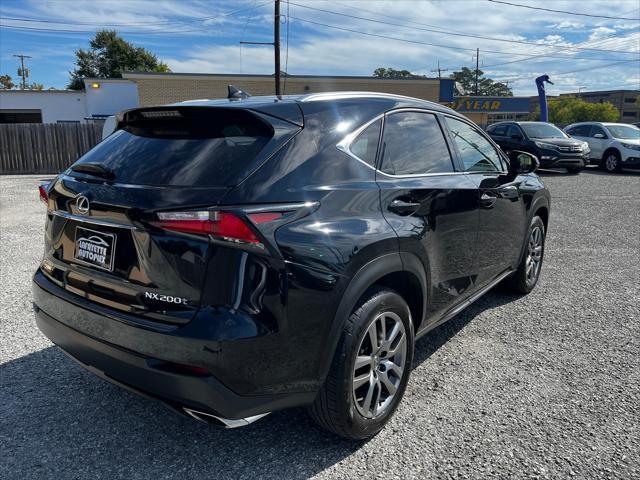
[
  {"x1": 503, "y1": 216, "x2": 545, "y2": 294},
  {"x1": 308, "y1": 287, "x2": 414, "y2": 440}
]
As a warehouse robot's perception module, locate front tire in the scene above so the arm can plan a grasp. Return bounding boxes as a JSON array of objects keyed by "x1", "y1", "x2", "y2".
[
  {"x1": 503, "y1": 216, "x2": 545, "y2": 294},
  {"x1": 602, "y1": 150, "x2": 621, "y2": 172},
  {"x1": 308, "y1": 288, "x2": 414, "y2": 440}
]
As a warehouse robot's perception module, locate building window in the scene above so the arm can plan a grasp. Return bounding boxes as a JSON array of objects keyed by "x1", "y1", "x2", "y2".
[
  {"x1": 622, "y1": 111, "x2": 638, "y2": 118},
  {"x1": 0, "y1": 109, "x2": 43, "y2": 124},
  {"x1": 624, "y1": 97, "x2": 637, "y2": 103}
]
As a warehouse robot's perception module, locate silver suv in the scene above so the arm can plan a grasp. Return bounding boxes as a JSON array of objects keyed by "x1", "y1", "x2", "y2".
[{"x1": 564, "y1": 122, "x2": 640, "y2": 172}]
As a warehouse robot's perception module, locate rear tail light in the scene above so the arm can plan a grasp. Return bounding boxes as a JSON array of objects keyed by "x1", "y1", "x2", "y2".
[
  {"x1": 38, "y1": 184, "x2": 49, "y2": 205},
  {"x1": 151, "y1": 210, "x2": 284, "y2": 250}
]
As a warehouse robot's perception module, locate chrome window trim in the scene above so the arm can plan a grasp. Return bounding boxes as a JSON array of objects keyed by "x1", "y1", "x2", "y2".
[
  {"x1": 442, "y1": 113, "x2": 509, "y2": 175},
  {"x1": 300, "y1": 91, "x2": 431, "y2": 104},
  {"x1": 337, "y1": 108, "x2": 474, "y2": 179}
]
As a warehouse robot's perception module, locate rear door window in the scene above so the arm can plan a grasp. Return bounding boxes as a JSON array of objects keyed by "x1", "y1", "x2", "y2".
[
  {"x1": 379, "y1": 111, "x2": 454, "y2": 175},
  {"x1": 71, "y1": 108, "x2": 274, "y2": 187},
  {"x1": 491, "y1": 124, "x2": 507, "y2": 136}
]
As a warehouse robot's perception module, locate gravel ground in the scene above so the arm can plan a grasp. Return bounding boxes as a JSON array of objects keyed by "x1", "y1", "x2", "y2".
[{"x1": 1, "y1": 169, "x2": 639, "y2": 479}]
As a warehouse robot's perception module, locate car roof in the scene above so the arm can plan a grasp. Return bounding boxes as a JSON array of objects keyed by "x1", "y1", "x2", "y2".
[{"x1": 173, "y1": 91, "x2": 453, "y2": 113}]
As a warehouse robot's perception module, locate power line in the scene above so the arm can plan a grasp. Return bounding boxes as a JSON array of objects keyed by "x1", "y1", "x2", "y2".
[
  {"x1": 496, "y1": 59, "x2": 640, "y2": 83},
  {"x1": 0, "y1": 2, "x2": 271, "y2": 27},
  {"x1": 486, "y1": 0, "x2": 640, "y2": 21},
  {"x1": 288, "y1": 14, "x2": 639, "y2": 61},
  {"x1": 287, "y1": 2, "x2": 639, "y2": 54},
  {"x1": 0, "y1": 2, "x2": 272, "y2": 35}
]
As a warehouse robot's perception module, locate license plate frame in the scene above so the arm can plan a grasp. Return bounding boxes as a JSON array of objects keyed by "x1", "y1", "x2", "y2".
[{"x1": 73, "y1": 226, "x2": 117, "y2": 272}]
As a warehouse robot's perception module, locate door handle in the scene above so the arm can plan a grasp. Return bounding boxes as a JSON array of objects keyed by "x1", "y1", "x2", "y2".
[
  {"x1": 388, "y1": 199, "x2": 421, "y2": 215},
  {"x1": 480, "y1": 192, "x2": 498, "y2": 208}
]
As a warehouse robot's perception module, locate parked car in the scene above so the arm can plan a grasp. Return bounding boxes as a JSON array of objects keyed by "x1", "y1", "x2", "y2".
[
  {"x1": 487, "y1": 121, "x2": 590, "y2": 174},
  {"x1": 33, "y1": 92, "x2": 550, "y2": 440},
  {"x1": 563, "y1": 122, "x2": 640, "y2": 172}
]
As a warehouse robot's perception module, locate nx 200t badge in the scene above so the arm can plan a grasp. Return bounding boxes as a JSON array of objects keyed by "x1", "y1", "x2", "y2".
[{"x1": 144, "y1": 292, "x2": 189, "y2": 305}]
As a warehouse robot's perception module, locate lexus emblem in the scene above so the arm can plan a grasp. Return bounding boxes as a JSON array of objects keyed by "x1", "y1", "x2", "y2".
[{"x1": 76, "y1": 196, "x2": 90, "y2": 215}]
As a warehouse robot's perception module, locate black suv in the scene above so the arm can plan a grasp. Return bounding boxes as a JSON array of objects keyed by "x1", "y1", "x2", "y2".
[
  {"x1": 487, "y1": 121, "x2": 589, "y2": 173},
  {"x1": 33, "y1": 92, "x2": 550, "y2": 439}
]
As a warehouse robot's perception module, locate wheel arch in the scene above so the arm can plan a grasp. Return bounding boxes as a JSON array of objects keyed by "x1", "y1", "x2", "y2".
[
  {"x1": 602, "y1": 147, "x2": 620, "y2": 162},
  {"x1": 317, "y1": 252, "x2": 427, "y2": 383}
]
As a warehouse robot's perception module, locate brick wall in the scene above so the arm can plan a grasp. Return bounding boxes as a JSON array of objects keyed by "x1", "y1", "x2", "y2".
[{"x1": 124, "y1": 73, "x2": 442, "y2": 107}]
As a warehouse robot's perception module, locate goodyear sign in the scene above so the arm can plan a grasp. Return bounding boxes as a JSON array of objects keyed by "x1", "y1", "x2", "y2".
[{"x1": 451, "y1": 96, "x2": 531, "y2": 113}]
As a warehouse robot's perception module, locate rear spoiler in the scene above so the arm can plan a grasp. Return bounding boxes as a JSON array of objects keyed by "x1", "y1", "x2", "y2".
[{"x1": 114, "y1": 103, "x2": 304, "y2": 131}]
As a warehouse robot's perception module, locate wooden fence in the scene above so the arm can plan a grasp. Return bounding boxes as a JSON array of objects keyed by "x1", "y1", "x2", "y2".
[{"x1": 0, "y1": 123, "x2": 103, "y2": 174}]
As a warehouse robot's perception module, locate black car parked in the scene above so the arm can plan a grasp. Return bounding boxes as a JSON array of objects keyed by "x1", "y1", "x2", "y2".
[
  {"x1": 487, "y1": 121, "x2": 589, "y2": 173},
  {"x1": 33, "y1": 92, "x2": 550, "y2": 439}
]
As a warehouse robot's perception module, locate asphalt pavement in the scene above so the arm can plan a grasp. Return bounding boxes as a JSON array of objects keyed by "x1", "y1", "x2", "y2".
[{"x1": 1, "y1": 168, "x2": 639, "y2": 479}]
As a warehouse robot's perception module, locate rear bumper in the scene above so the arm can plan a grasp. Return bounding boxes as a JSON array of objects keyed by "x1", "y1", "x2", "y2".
[{"x1": 32, "y1": 271, "x2": 316, "y2": 420}]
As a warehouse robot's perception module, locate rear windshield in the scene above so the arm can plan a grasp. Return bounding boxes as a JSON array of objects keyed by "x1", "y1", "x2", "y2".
[{"x1": 71, "y1": 108, "x2": 273, "y2": 187}]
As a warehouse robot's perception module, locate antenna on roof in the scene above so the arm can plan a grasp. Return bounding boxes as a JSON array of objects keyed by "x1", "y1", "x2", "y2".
[{"x1": 228, "y1": 85, "x2": 251, "y2": 100}]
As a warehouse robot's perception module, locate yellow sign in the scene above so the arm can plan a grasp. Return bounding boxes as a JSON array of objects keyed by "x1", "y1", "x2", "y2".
[{"x1": 452, "y1": 99, "x2": 502, "y2": 111}]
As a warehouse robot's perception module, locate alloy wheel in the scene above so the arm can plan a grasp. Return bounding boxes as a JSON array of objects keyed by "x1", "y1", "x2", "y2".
[
  {"x1": 526, "y1": 226, "x2": 543, "y2": 287},
  {"x1": 605, "y1": 154, "x2": 618, "y2": 172},
  {"x1": 352, "y1": 311, "x2": 407, "y2": 419}
]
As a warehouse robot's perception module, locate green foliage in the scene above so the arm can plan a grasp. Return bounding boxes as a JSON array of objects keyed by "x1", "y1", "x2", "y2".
[
  {"x1": 533, "y1": 96, "x2": 619, "y2": 125},
  {"x1": 373, "y1": 67, "x2": 425, "y2": 79},
  {"x1": 26, "y1": 82, "x2": 44, "y2": 90},
  {"x1": 451, "y1": 67, "x2": 513, "y2": 96},
  {"x1": 0, "y1": 74, "x2": 15, "y2": 89},
  {"x1": 68, "y1": 30, "x2": 171, "y2": 90}
]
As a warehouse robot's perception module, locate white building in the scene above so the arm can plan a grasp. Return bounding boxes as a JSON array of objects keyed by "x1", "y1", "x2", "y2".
[{"x1": 0, "y1": 78, "x2": 139, "y2": 123}]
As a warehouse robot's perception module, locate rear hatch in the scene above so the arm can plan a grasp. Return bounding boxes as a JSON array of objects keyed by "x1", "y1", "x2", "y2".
[{"x1": 41, "y1": 105, "x2": 300, "y2": 324}]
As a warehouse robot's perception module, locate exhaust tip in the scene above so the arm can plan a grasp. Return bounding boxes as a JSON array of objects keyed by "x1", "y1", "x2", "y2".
[{"x1": 183, "y1": 408, "x2": 269, "y2": 428}]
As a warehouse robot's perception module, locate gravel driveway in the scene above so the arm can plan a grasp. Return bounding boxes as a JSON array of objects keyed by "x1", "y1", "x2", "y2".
[{"x1": 1, "y1": 169, "x2": 639, "y2": 479}]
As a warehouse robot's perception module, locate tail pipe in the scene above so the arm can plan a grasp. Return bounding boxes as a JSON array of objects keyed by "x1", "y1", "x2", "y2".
[{"x1": 183, "y1": 407, "x2": 270, "y2": 428}]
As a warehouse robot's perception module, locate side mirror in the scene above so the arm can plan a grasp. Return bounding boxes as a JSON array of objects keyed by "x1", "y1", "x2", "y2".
[
  {"x1": 593, "y1": 133, "x2": 606, "y2": 139},
  {"x1": 506, "y1": 150, "x2": 539, "y2": 179}
]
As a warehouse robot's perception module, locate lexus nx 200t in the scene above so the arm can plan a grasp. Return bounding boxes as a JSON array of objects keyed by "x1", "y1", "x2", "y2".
[{"x1": 33, "y1": 92, "x2": 550, "y2": 439}]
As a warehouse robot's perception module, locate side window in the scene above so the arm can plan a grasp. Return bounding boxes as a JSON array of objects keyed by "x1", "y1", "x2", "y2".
[
  {"x1": 590, "y1": 125, "x2": 607, "y2": 138},
  {"x1": 492, "y1": 124, "x2": 506, "y2": 136},
  {"x1": 445, "y1": 117, "x2": 505, "y2": 172},
  {"x1": 506, "y1": 125, "x2": 523, "y2": 138},
  {"x1": 568, "y1": 124, "x2": 590, "y2": 137},
  {"x1": 349, "y1": 119, "x2": 381, "y2": 167},
  {"x1": 379, "y1": 111, "x2": 453, "y2": 175}
]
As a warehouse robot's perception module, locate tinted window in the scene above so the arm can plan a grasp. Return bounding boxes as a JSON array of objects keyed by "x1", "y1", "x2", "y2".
[
  {"x1": 379, "y1": 112, "x2": 453, "y2": 175},
  {"x1": 71, "y1": 109, "x2": 273, "y2": 187},
  {"x1": 567, "y1": 125, "x2": 591, "y2": 137},
  {"x1": 349, "y1": 119, "x2": 381, "y2": 166},
  {"x1": 590, "y1": 125, "x2": 608, "y2": 138},
  {"x1": 491, "y1": 124, "x2": 507, "y2": 136},
  {"x1": 445, "y1": 117, "x2": 505, "y2": 172},
  {"x1": 506, "y1": 125, "x2": 523, "y2": 138}
]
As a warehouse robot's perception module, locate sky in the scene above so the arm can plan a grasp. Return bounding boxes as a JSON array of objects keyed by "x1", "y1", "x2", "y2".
[{"x1": 0, "y1": 0, "x2": 639, "y2": 96}]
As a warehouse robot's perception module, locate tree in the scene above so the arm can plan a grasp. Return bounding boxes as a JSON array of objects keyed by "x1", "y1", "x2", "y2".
[
  {"x1": 532, "y1": 96, "x2": 619, "y2": 125},
  {"x1": 373, "y1": 67, "x2": 425, "y2": 79},
  {"x1": 451, "y1": 67, "x2": 513, "y2": 96},
  {"x1": 0, "y1": 74, "x2": 15, "y2": 89},
  {"x1": 26, "y1": 82, "x2": 44, "y2": 90},
  {"x1": 68, "y1": 30, "x2": 171, "y2": 90}
]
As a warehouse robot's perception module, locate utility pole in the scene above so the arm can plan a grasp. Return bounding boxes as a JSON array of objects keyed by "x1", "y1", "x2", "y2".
[
  {"x1": 240, "y1": 1, "x2": 281, "y2": 96},
  {"x1": 430, "y1": 61, "x2": 448, "y2": 79},
  {"x1": 274, "y1": 0, "x2": 281, "y2": 96},
  {"x1": 474, "y1": 48, "x2": 479, "y2": 95},
  {"x1": 13, "y1": 54, "x2": 32, "y2": 90}
]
